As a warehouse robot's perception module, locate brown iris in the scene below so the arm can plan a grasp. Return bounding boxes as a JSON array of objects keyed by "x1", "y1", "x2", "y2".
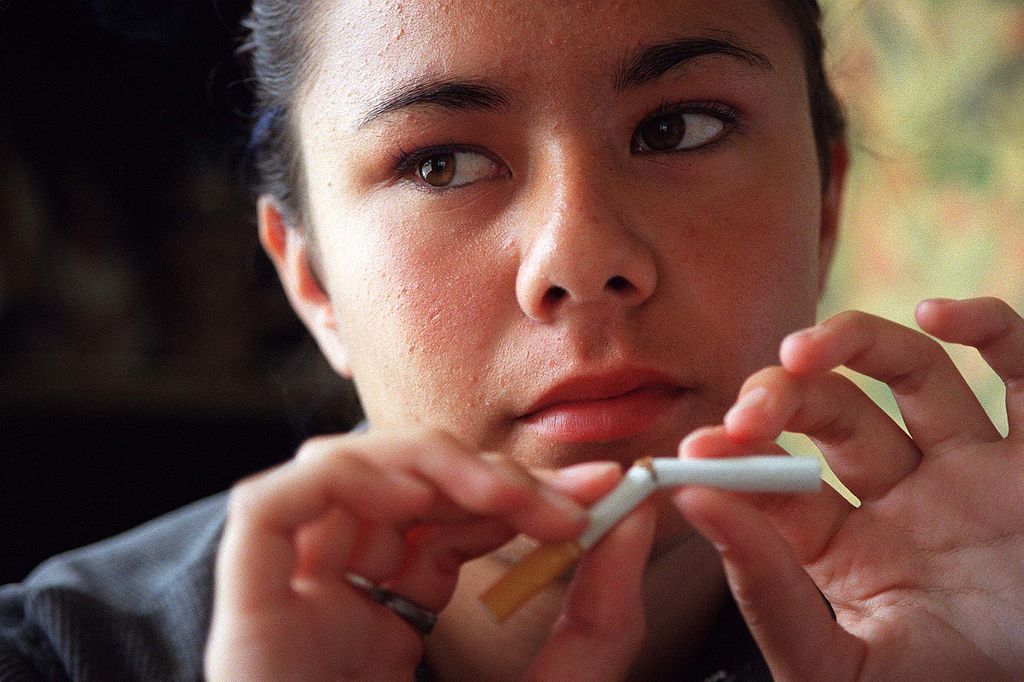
[
  {"x1": 418, "y1": 153, "x2": 456, "y2": 187},
  {"x1": 638, "y1": 113, "x2": 685, "y2": 151}
]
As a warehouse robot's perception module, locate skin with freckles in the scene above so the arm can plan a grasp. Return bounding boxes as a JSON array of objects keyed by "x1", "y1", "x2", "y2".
[
  {"x1": 296, "y1": 0, "x2": 834, "y2": 470},
  {"x1": 203, "y1": 0, "x2": 1024, "y2": 679}
]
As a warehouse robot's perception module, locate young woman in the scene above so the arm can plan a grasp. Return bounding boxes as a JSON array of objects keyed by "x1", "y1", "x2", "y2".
[{"x1": 3, "y1": 1, "x2": 1022, "y2": 679}]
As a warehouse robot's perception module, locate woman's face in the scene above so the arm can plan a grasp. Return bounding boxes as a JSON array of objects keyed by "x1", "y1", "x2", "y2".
[{"x1": 294, "y1": 0, "x2": 838, "y2": 469}]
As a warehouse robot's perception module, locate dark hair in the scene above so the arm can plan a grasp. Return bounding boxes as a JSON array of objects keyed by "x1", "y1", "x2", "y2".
[
  {"x1": 241, "y1": 0, "x2": 846, "y2": 222},
  {"x1": 239, "y1": 1, "x2": 317, "y2": 226},
  {"x1": 776, "y1": 0, "x2": 847, "y2": 186}
]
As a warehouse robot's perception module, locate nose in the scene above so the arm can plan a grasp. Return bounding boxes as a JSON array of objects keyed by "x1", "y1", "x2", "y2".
[{"x1": 515, "y1": 159, "x2": 657, "y2": 323}]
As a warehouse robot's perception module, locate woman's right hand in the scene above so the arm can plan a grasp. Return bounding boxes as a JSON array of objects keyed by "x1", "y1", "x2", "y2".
[{"x1": 203, "y1": 428, "x2": 654, "y2": 680}]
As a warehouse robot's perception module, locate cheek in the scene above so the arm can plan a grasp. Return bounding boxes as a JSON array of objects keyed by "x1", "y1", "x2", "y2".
[
  {"x1": 326, "y1": 211, "x2": 513, "y2": 423},
  {"x1": 386, "y1": 223, "x2": 506, "y2": 354},
  {"x1": 648, "y1": 164, "x2": 823, "y2": 391}
]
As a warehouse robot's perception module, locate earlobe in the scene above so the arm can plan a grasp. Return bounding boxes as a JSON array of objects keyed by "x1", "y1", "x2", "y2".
[
  {"x1": 817, "y1": 139, "x2": 849, "y2": 295},
  {"x1": 257, "y1": 196, "x2": 352, "y2": 377}
]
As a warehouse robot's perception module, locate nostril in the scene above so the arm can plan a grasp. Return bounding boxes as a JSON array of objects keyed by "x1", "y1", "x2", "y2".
[
  {"x1": 543, "y1": 286, "x2": 568, "y2": 307},
  {"x1": 606, "y1": 275, "x2": 634, "y2": 294}
]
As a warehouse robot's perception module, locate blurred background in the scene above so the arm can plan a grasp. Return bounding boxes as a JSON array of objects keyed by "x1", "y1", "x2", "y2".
[
  {"x1": 1, "y1": 0, "x2": 1022, "y2": 583},
  {"x1": 820, "y1": 0, "x2": 1024, "y2": 438},
  {"x1": 0, "y1": 0, "x2": 361, "y2": 582}
]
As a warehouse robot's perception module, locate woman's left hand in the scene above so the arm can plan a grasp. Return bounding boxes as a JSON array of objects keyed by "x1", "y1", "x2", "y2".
[{"x1": 674, "y1": 297, "x2": 1024, "y2": 679}]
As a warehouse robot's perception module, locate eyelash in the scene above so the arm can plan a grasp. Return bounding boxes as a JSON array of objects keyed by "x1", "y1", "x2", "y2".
[
  {"x1": 632, "y1": 99, "x2": 741, "y2": 152},
  {"x1": 644, "y1": 99, "x2": 739, "y2": 124},
  {"x1": 390, "y1": 139, "x2": 488, "y2": 190},
  {"x1": 390, "y1": 99, "x2": 742, "y2": 186}
]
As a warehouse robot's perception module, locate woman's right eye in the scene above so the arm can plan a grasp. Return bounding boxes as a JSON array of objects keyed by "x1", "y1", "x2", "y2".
[{"x1": 410, "y1": 149, "x2": 504, "y2": 189}]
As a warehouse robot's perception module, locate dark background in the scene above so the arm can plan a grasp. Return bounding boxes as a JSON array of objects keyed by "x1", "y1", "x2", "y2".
[{"x1": 0, "y1": 0, "x2": 362, "y2": 583}]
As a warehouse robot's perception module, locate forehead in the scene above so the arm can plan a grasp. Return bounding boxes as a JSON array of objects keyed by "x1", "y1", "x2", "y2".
[{"x1": 301, "y1": 0, "x2": 803, "y2": 127}]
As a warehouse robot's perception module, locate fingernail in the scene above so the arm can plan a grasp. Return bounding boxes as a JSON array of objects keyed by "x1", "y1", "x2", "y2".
[
  {"x1": 725, "y1": 387, "x2": 767, "y2": 422},
  {"x1": 783, "y1": 324, "x2": 820, "y2": 346},
  {"x1": 916, "y1": 297, "x2": 955, "y2": 315},
  {"x1": 678, "y1": 426, "x2": 717, "y2": 456},
  {"x1": 549, "y1": 461, "x2": 620, "y2": 484}
]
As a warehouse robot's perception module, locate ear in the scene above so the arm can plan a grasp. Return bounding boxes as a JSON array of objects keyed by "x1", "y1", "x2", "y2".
[
  {"x1": 816, "y1": 139, "x2": 849, "y2": 296},
  {"x1": 258, "y1": 196, "x2": 353, "y2": 378}
]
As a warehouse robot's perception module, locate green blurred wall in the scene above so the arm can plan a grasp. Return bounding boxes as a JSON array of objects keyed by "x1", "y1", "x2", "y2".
[{"x1": 819, "y1": 1, "x2": 1024, "y2": 433}]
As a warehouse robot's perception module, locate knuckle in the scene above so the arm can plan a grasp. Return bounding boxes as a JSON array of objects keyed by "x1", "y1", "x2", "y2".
[
  {"x1": 803, "y1": 376, "x2": 862, "y2": 441},
  {"x1": 976, "y1": 298, "x2": 1019, "y2": 347},
  {"x1": 294, "y1": 433, "x2": 367, "y2": 468},
  {"x1": 226, "y1": 476, "x2": 266, "y2": 521},
  {"x1": 978, "y1": 295, "x2": 1014, "y2": 318},
  {"x1": 888, "y1": 336, "x2": 946, "y2": 395},
  {"x1": 917, "y1": 334, "x2": 947, "y2": 363},
  {"x1": 294, "y1": 434, "x2": 335, "y2": 463},
  {"x1": 829, "y1": 309, "x2": 871, "y2": 332}
]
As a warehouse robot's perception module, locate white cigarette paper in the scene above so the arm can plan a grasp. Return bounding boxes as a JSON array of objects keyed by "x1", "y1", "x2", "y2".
[
  {"x1": 579, "y1": 456, "x2": 821, "y2": 549},
  {"x1": 481, "y1": 455, "x2": 821, "y2": 622}
]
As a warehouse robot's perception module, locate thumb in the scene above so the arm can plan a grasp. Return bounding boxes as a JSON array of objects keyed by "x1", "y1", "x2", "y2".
[
  {"x1": 674, "y1": 487, "x2": 864, "y2": 680},
  {"x1": 526, "y1": 502, "x2": 657, "y2": 682}
]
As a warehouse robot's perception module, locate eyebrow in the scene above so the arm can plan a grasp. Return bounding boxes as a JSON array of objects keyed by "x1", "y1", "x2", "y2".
[
  {"x1": 355, "y1": 35, "x2": 771, "y2": 128},
  {"x1": 614, "y1": 35, "x2": 773, "y2": 91},
  {"x1": 357, "y1": 78, "x2": 511, "y2": 129}
]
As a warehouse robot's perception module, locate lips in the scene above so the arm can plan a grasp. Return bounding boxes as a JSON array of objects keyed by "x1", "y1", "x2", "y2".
[{"x1": 519, "y1": 369, "x2": 688, "y2": 443}]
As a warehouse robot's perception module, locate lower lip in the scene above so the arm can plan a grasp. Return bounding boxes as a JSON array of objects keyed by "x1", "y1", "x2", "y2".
[{"x1": 521, "y1": 386, "x2": 685, "y2": 443}]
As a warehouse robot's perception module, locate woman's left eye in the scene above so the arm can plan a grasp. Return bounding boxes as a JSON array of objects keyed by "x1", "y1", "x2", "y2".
[
  {"x1": 631, "y1": 110, "x2": 728, "y2": 153},
  {"x1": 411, "y1": 150, "x2": 502, "y2": 189}
]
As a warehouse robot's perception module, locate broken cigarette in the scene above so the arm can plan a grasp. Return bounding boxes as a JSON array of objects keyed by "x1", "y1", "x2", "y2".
[{"x1": 480, "y1": 455, "x2": 822, "y2": 622}]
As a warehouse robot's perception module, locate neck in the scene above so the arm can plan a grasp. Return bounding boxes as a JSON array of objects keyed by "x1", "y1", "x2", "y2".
[{"x1": 424, "y1": 529, "x2": 726, "y2": 680}]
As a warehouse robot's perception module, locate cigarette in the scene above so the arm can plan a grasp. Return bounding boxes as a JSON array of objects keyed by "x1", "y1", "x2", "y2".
[{"x1": 480, "y1": 455, "x2": 821, "y2": 622}]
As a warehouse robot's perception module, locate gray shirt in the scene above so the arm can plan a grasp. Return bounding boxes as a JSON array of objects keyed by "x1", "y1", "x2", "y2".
[
  {"x1": 1, "y1": 494, "x2": 224, "y2": 681},
  {"x1": 0, "y1": 492, "x2": 768, "y2": 681}
]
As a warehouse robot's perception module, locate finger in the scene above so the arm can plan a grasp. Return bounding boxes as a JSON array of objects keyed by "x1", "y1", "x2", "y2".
[
  {"x1": 916, "y1": 297, "x2": 1024, "y2": 436},
  {"x1": 291, "y1": 452, "x2": 620, "y2": 613},
  {"x1": 342, "y1": 519, "x2": 411, "y2": 584},
  {"x1": 673, "y1": 487, "x2": 865, "y2": 680},
  {"x1": 315, "y1": 430, "x2": 589, "y2": 539},
  {"x1": 725, "y1": 367, "x2": 919, "y2": 502},
  {"x1": 382, "y1": 463, "x2": 625, "y2": 615},
  {"x1": 380, "y1": 462, "x2": 624, "y2": 612},
  {"x1": 532, "y1": 461, "x2": 623, "y2": 505},
  {"x1": 383, "y1": 519, "x2": 518, "y2": 612},
  {"x1": 780, "y1": 310, "x2": 1001, "y2": 451},
  {"x1": 679, "y1": 424, "x2": 851, "y2": 567},
  {"x1": 294, "y1": 507, "x2": 358, "y2": 579},
  {"x1": 526, "y1": 503, "x2": 657, "y2": 682},
  {"x1": 218, "y1": 456, "x2": 434, "y2": 609},
  {"x1": 295, "y1": 514, "x2": 417, "y2": 586}
]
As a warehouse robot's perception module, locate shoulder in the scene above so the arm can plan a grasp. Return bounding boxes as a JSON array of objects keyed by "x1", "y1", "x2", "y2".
[{"x1": 0, "y1": 493, "x2": 228, "y2": 681}]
